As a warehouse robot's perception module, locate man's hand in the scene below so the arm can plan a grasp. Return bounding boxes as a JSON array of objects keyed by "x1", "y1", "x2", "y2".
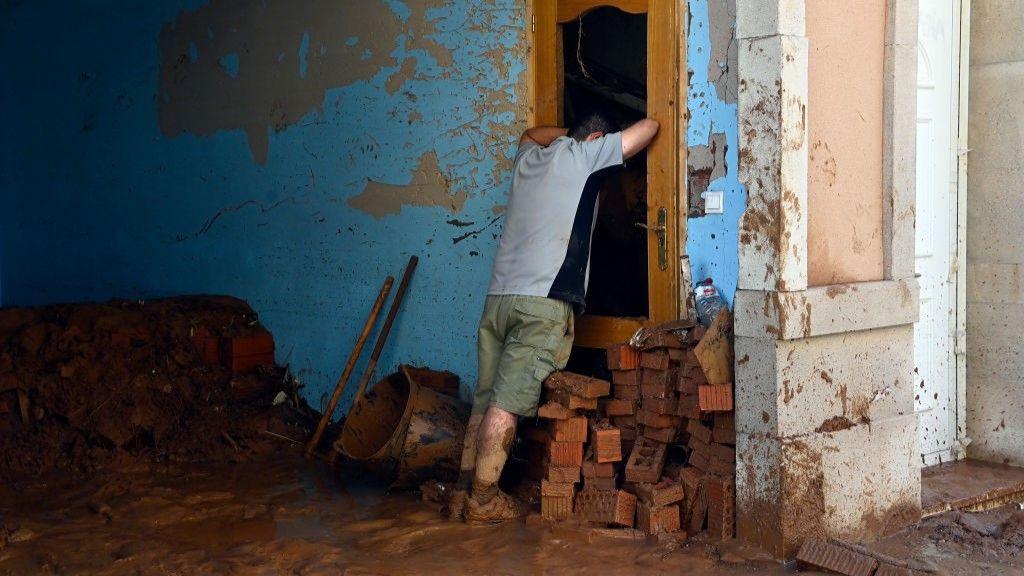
[
  {"x1": 621, "y1": 118, "x2": 659, "y2": 159},
  {"x1": 520, "y1": 126, "x2": 568, "y2": 147}
]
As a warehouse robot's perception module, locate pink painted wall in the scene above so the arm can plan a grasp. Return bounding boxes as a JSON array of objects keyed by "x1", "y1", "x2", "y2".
[{"x1": 806, "y1": 0, "x2": 886, "y2": 286}]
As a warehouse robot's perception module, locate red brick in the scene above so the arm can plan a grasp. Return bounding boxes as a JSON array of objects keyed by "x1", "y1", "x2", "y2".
[
  {"x1": 709, "y1": 442, "x2": 735, "y2": 464},
  {"x1": 619, "y1": 426, "x2": 637, "y2": 441},
  {"x1": 668, "y1": 348, "x2": 687, "y2": 362},
  {"x1": 575, "y1": 489, "x2": 636, "y2": 527},
  {"x1": 610, "y1": 415, "x2": 636, "y2": 429},
  {"x1": 545, "y1": 371, "x2": 610, "y2": 399},
  {"x1": 613, "y1": 384, "x2": 640, "y2": 400},
  {"x1": 625, "y1": 438, "x2": 666, "y2": 484},
  {"x1": 601, "y1": 398, "x2": 636, "y2": 417},
  {"x1": 642, "y1": 396, "x2": 677, "y2": 415},
  {"x1": 546, "y1": 465, "x2": 581, "y2": 484},
  {"x1": 542, "y1": 479, "x2": 576, "y2": 498},
  {"x1": 611, "y1": 369, "x2": 641, "y2": 387},
  {"x1": 676, "y1": 394, "x2": 700, "y2": 419},
  {"x1": 542, "y1": 495, "x2": 573, "y2": 521},
  {"x1": 686, "y1": 420, "x2": 713, "y2": 444},
  {"x1": 795, "y1": 540, "x2": 879, "y2": 576},
  {"x1": 697, "y1": 384, "x2": 733, "y2": 412},
  {"x1": 582, "y1": 460, "x2": 616, "y2": 478},
  {"x1": 230, "y1": 352, "x2": 274, "y2": 375},
  {"x1": 640, "y1": 350, "x2": 670, "y2": 371},
  {"x1": 641, "y1": 379, "x2": 675, "y2": 400},
  {"x1": 586, "y1": 475, "x2": 617, "y2": 491},
  {"x1": 713, "y1": 412, "x2": 736, "y2": 445},
  {"x1": 549, "y1": 441, "x2": 584, "y2": 467},
  {"x1": 637, "y1": 409, "x2": 680, "y2": 429},
  {"x1": 228, "y1": 329, "x2": 274, "y2": 357},
  {"x1": 550, "y1": 389, "x2": 598, "y2": 411},
  {"x1": 537, "y1": 402, "x2": 575, "y2": 420},
  {"x1": 607, "y1": 344, "x2": 640, "y2": 370},
  {"x1": 591, "y1": 420, "x2": 622, "y2": 463},
  {"x1": 640, "y1": 331, "x2": 686, "y2": 350},
  {"x1": 688, "y1": 449, "x2": 711, "y2": 473},
  {"x1": 192, "y1": 328, "x2": 221, "y2": 366},
  {"x1": 635, "y1": 478, "x2": 685, "y2": 507},
  {"x1": 637, "y1": 501, "x2": 681, "y2": 535},
  {"x1": 643, "y1": 425, "x2": 678, "y2": 444},
  {"x1": 551, "y1": 417, "x2": 588, "y2": 442}
]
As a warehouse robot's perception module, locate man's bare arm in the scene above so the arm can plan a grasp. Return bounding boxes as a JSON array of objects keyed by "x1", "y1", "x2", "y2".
[
  {"x1": 520, "y1": 126, "x2": 568, "y2": 147},
  {"x1": 621, "y1": 118, "x2": 660, "y2": 159}
]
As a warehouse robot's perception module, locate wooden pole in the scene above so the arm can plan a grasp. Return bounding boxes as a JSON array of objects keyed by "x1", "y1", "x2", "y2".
[
  {"x1": 350, "y1": 255, "x2": 418, "y2": 406},
  {"x1": 304, "y1": 275, "x2": 394, "y2": 458}
]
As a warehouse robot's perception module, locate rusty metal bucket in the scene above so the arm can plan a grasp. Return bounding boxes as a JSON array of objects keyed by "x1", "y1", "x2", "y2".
[{"x1": 335, "y1": 371, "x2": 469, "y2": 489}]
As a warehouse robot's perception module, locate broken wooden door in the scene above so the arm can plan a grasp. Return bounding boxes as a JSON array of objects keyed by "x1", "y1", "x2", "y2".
[{"x1": 531, "y1": 0, "x2": 681, "y2": 349}]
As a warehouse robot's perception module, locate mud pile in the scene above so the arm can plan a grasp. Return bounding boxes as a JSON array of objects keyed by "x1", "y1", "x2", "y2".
[{"x1": 0, "y1": 296, "x2": 316, "y2": 481}]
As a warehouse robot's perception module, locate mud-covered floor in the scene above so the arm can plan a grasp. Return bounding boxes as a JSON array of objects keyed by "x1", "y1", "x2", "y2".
[{"x1": 1, "y1": 449, "x2": 1023, "y2": 576}]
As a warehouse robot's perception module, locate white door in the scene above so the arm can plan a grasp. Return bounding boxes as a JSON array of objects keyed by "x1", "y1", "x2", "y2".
[{"x1": 915, "y1": 0, "x2": 959, "y2": 467}]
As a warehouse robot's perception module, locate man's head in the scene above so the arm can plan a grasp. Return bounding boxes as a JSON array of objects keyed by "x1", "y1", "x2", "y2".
[{"x1": 568, "y1": 111, "x2": 619, "y2": 142}]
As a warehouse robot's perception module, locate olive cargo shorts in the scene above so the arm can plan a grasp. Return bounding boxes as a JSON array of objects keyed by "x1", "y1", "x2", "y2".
[{"x1": 472, "y1": 294, "x2": 574, "y2": 417}]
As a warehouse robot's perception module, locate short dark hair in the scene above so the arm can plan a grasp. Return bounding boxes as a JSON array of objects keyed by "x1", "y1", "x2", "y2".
[{"x1": 568, "y1": 111, "x2": 619, "y2": 141}]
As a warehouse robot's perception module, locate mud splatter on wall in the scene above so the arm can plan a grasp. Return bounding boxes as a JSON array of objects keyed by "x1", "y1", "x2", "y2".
[
  {"x1": 0, "y1": 0, "x2": 526, "y2": 413},
  {"x1": 686, "y1": 0, "x2": 744, "y2": 307}
]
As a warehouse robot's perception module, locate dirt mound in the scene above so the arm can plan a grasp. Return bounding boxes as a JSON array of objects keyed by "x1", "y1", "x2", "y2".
[
  {"x1": 927, "y1": 508, "x2": 1024, "y2": 559},
  {"x1": 0, "y1": 296, "x2": 317, "y2": 481}
]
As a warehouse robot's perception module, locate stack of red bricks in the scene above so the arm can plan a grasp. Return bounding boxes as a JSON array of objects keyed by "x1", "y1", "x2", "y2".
[
  {"x1": 534, "y1": 371, "x2": 617, "y2": 522},
  {"x1": 526, "y1": 313, "x2": 735, "y2": 540}
]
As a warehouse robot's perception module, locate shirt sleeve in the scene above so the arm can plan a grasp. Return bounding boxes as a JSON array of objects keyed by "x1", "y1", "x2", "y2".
[
  {"x1": 578, "y1": 132, "x2": 624, "y2": 173},
  {"x1": 514, "y1": 139, "x2": 540, "y2": 163}
]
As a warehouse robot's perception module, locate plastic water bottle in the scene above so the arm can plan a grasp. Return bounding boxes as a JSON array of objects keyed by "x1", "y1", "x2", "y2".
[{"x1": 694, "y1": 278, "x2": 725, "y2": 327}]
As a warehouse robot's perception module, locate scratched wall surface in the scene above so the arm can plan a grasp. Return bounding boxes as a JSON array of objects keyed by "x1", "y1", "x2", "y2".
[
  {"x1": 686, "y1": 0, "x2": 743, "y2": 308},
  {"x1": 0, "y1": 0, "x2": 527, "y2": 413},
  {"x1": 0, "y1": 0, "x2": 741, "y2": 413}
]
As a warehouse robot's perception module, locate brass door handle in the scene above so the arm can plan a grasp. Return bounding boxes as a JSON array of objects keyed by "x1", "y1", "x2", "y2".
[{"x1": 636, "y1": 208, "x2": 669, "y2": 271}]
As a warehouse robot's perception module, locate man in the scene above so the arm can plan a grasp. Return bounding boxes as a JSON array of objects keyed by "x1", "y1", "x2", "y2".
[{"x1": 451, "y1": 112, "x2": 660, "y2": 524}]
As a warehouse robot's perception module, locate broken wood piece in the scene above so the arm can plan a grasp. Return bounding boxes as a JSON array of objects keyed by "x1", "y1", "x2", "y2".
[
  {"x1": 693, "y1": 309, "x2": 733, "y2": 385},
  {"x1": 544, "y1": 371, "x2": 610, "y2": 399}
]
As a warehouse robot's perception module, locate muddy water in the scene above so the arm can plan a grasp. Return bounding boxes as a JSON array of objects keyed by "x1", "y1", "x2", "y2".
[{"x1": 0, "y1": 450, "x2": 1021, "y2": 575}]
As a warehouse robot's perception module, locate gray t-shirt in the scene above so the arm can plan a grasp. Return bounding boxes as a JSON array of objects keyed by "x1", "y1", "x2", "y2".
[{"x1": 487, "y1": 132, "x2": 624, "y2": 312}]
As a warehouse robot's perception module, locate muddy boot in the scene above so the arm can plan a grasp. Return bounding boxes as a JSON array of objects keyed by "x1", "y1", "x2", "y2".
[
  {"x1": 446, "y1": 489, "x2": 468, "y2": 521},
  {"x1": 464, "y1": 490, "x2": 528, "y2": 525}
]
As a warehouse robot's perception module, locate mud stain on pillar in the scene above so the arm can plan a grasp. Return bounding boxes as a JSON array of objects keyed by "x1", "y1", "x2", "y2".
[
  {"x1": 347, "y1": 152, "x2": 467, "y2": 219},
  {"x1": 157, "y1": 0, "x2": 449, "y2": 165}
]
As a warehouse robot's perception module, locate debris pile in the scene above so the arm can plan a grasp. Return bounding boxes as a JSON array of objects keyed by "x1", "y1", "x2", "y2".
[
  {"x1": 525, "y1": 308, "x2": 736, "y2": 539},
  {"x1": 0, "y1": 296, "x2": 316, "y2": 480}
]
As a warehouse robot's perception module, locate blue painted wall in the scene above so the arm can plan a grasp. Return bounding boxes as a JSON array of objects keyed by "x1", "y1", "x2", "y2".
[
  {"x1": 686, "y1": 0, "x2": 744, "y2": 309},
  {"x1": 0, "y1": 0, "x2": 742, "y2": 413},
  {"x1": 0, "y1": 0, "x2": 526, "y2": 412}
]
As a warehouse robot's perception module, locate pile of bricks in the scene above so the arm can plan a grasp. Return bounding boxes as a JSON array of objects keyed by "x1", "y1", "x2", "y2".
[{"x1": 527, "y1": 310, "x2": 737, "y2": 540}]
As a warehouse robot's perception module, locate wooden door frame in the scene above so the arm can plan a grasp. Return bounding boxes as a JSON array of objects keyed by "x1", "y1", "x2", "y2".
[{"x1": 527, "y1": 0, "x2": 684, "y2": 349}]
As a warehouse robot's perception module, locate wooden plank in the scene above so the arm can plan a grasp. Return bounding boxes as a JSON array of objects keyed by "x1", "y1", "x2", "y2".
[
  {"x1": 573, "y1": 316, "x2": 644, "y2": 349},
  {"x1": 557, "y1": 0, "x2": 648, "y2": 22},
  {"x1": 533, "y1": 0, "x2": 560, "y2": 126}
]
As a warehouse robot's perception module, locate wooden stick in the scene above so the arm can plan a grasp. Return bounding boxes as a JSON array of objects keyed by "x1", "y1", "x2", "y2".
[
  {"x1": 304, "y1": 275, "x2": 394, "y2": 458},
  {"x1": 350, "y1": 255, "x2": 418, "y2": 406}
]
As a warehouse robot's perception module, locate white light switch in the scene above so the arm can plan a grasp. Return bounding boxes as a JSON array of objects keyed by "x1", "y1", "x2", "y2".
[{"x1": 703, "y1": 190, "x2": 724, "y2": 215}]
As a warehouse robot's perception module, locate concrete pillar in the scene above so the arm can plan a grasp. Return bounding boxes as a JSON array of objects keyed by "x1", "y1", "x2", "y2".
[{"x1": 733, "y1": 0, "x2": 920, "y2": 559}]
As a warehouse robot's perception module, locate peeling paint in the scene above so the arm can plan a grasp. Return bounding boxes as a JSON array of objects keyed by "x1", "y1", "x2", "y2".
[{"x1": 347, "y1": 152, "x2": 465, "y2": 218}]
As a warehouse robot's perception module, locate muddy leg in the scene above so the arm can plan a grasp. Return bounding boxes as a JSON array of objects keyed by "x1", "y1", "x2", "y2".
[
  {"x1": 471, "y1": 405, "x2": 516, "y2": 504},
  {"x1": 456, "y1": 413, "x2": 483, "y2": 490}
]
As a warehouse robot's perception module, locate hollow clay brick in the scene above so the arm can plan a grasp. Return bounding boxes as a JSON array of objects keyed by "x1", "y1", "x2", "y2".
[
  {"x1": 607, "y1": 344, "x2": 640, "y2": 370},
  {"x1": 705, "y1": 474, "x2": 735, "y2": 539},
  {"x1": 795, "y1": 540, "x2": 879, "y2": 576},
  {"x1": 643, "y1": 425, "x2": 678, "y2": 444},
  {"x1": 637, "y1": 501, "x2": 681, "y2": 535},
  {"x1": 642, "y1": 396, "x2": 678, "y2": 416},
  {"x1": 552, "y1": 416, "x2": 588, "y2": 442},
  {"x1": 635, "y1": 477, "x2": 685, "y2": 507},
  {"x1": 586, "y1": 475, "x2": 617, "y2": 491},
  {"x1": 538, "y1": 402, "x2": 575, "y2": 420},
  {"x1": 640, "y1": 331, "x2": 686, "y2": 350},
  {"x1": 590, "y1": 419, "x2": 622, "y2": 463},
  {"x1": 640, "y1": 350, "x2": 670, "y2": 371},
  {"x1": 545, "y1": 371, "x2": 610, "y2": 399},
  {"x1": 541, "y1": 479, "x2": 576, "y2": 498},
  {"x1": 697, "y1": 384, "x2": 733, "y2": 412},
  {"x1": 611, "y1": 369, "x2": 641, "y2": 387},
  {"x1": 637, "y1": 409, "x2": 681, "y2": 429},
  {"x1": 546, "y1": 465, "x2": 581, "y2": 484},
  {"x1": 576, "y1": 489, "x2": 636, "y2": 527},
  {"x1": 549, "y1": 441, "x2": 584, "y2": 467},
  {"x1": 686, "y1": 420, "x2": 713, "y2": 444},
  {"x1": 602, "y1": 398, "x2": 637, "y2": 417},
  {"x1": 550, "y1": 389, "x2": 598, "y2": 411},
  {"x1": 582, "y1": 460, "x2": 616, "y2": 478},
  {"x1": 625, "y1": 438, "x2": 666, "y2": 484},
  {"x1": 542, "y1": 494, "x2": 573, "y2": 521},
  {"x1": 874, "y1": 563, "x2": 913, "y2": 576}
]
